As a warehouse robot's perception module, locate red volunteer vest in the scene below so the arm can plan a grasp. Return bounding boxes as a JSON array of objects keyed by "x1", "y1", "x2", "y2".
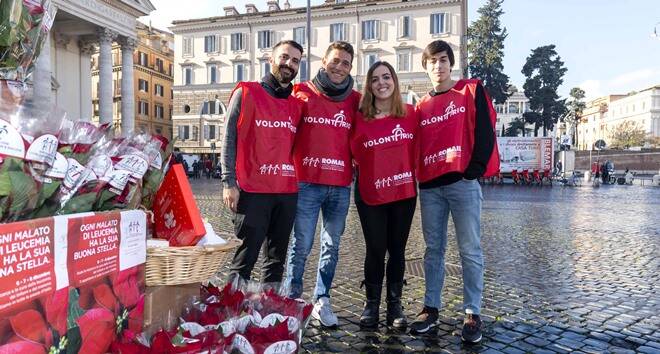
[
  {"x1": 351, "y1": 105, "x2": 417, "y2": 205},
  {"x1": 234, "y1": 82, "x2": 302, "y2": 193},
  {"x1": 416, "y1": 79, "x2": 499, "y2": 182},
  {"x1": 293, "y1": 82, "x2": 360, "y2": 187}
]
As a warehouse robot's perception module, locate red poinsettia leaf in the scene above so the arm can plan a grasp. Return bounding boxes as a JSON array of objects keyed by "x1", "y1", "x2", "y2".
[
  {"x1": 109, "y1": 340, "x2": 150, "y2": 354},
  {"x1": 217, "y1": 283, "x2": 245, "y2": 316},
  {"x1": 77, "y1": 283, "x2": 98, "y2": 310},
  {"x1": 112, "y1": 270, "x2": 140, "y2": 309},
  {"x1": 9, "y1": 310, "x2": 49, "y2": 345},
  {"x1": 0, "y1": 318, "x2": 12, "y2": 344},
  {"x1": 149, "y1": 330, "x2": 173, "y2": 353},
  {"x1": 200, "y1": 284, "x2": 221, "y2": 298},
  {"x1": 301, "y1": 303, "x2": 313, "y2": 321},
  {"x1": 0, "y1": 340, "x2": 46, "y2": 354},
  {"x1": 77, "y1": 308, "x2": 116, "y2": 354},
  {"x1": 199, "y1": 308, "x2": 221, "y2": 327},
  {"x1": 39, "y1": 288, "x2": 69, "y2": 336},
  {"x1": 110, "y1": 267, "x2": 139, "y2": 285},
  {"x1": 93, "y1": 283, "x2": 120, "y2": 314},
  {"x1": 127, "y1": 295, "x2": 144, "y2": 335},
  {"x1": 245, "y1": 321, "x2": 292, "y2": 349}
]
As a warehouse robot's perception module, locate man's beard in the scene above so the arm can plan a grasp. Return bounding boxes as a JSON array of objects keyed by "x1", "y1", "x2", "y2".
[{"x1": 273, "y1": 64, "x2": 298, "y2": 84}]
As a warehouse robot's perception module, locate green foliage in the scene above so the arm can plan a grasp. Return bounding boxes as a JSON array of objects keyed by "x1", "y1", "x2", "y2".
[
  {"x1": 467, "y1": 0, "x2": 511, "y2": 104},
  {"x1": 565, "y1": 87, "x2": 586, "y2": 144},
  {"x1": 521, "y1": 45, "x2": 568, "y2": 136},
  {"x1": 609, "y1": 121, "x2": 647, "y2": 149},
  {"x1": 505, "y1": 116, "x2": 530, "y2": 137}
]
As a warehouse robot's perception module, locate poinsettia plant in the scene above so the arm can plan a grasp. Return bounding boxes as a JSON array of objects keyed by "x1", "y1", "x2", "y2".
[
  {"x1": 64, "y1": 266, "x2": 145, "y2": 354},
  {"x1": 0, "y1": 288, "x2": 69, "y2": 354},
  {"x1": 0, "y1": 0, "x2": 55, "y2": 82}
]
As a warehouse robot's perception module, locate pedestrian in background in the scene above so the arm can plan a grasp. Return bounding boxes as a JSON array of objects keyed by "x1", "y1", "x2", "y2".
[{"x1": 351, "y1": 61, "x2": 417, "y2": 329}]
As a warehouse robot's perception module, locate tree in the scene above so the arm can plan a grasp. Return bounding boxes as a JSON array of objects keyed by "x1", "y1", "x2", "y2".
[
  {"x1": 521, "y1": 45, "x2": 568, "y2": 136},
  {"x1": 565, "y1": 87, "x2": 586, "y2": 146},
  {"x1": 467, "y1": 0, "x2": 510, "y2": 104},
  {"x1": 609, "y1": 121, "x2": 647, "y2": 149},
  {"x1": 505, "y1": 116, "x2": 528, "y2": 137}
]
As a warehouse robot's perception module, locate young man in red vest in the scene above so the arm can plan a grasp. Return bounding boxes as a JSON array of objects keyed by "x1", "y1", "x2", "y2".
[
  {"x1": 221, "y1": 40, "x2": 304, "y2": 284},
  {"x1": 409, "y1": 40, "x2": 495, "y2": 344},
  {"x1": 285, "y1": 42, "x2": 360, "y2": 327}
]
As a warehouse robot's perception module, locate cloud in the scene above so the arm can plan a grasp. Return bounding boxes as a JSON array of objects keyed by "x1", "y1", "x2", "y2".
[{"x1": 576, "y1": 67, "x2": 660, "y2": 100}]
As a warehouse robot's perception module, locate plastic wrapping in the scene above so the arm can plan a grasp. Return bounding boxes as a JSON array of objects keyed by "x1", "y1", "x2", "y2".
[{"x1": 0, "y1": 0, "x2": 55, "y2": 81}]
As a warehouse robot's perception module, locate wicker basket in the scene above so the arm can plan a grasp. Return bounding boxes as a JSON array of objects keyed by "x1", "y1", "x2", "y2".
[{"x1": 145, "y1": 235, "x2": 242, "y2": 286}]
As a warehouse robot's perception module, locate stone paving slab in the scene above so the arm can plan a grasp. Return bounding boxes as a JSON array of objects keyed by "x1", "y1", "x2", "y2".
[{"x1": 191, "y1": 179, "x2": 660, "y2": 353}]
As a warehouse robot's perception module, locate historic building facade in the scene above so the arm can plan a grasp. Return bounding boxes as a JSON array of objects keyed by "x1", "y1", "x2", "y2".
[
  {"x1": 91, "y1": 22, "x2": 174, "y2": 140},
  {"x1": 576, "y1": 85, "x2": 660, "y2": 150},
  {"x1": 170, "y1": 0, "x2": 467, "y2": 155},
  {"x1": 34, "y1": 0, "x2": 155, "y2": 134}
]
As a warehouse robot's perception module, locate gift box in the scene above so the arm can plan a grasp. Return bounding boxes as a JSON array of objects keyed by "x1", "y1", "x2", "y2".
[{"x1": 152, "y1": 164, "x2": 205, "y2": 247}]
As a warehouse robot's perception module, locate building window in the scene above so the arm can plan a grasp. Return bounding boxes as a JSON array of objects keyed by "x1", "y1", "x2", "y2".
[
  {"x1": 155, "y1": 104, "x2": 164, "y2": 119},
  {"x1": 299, "y1": 58, "x2": 309, "y2": 82},
  {"x1": 114, "y1": 80, "x2": 121, "y2": 96},
  {"x1": 364, "y1": 54, "x2": 378, "y2": 73},
  {"x1": 204, "y1": 35, "x2": 218, "y2": 53},
  {"x1": 398, "y1": 16, "x2": 411, "y2": 38},
  {"x1": 330, "y1": 23, "x2": 347, "y2": 42},
  {"x1": 258, "y1": 30, "x2": 273, "y2": 49},
  {"x1": 293, "y1": 27, "x2": 306, "y2": 46},
  {"x1": 183, "y1": 37, "x2": 193, "y2": 56},
  {"x1": 139, "y1": 52, "x2": 148, "y2": 66},
  {"x1": 168, "y1": 64, "x2": 173, "y2": 76},
  {"x1": 508, "y1": 102, "x2": 520, "y2": 114},
  {"x1": 155, "y1": 58, "x2": 164, "y2": 72},
  {"x1": 138, "y1": 79, "x2": 148, "y2": 92},
  {"x1": 397, "y1": 50, "x2": 411, "y2": 72},
  {"x1": 138, "y1": 101, "x2": 149, "y2": 116},
  {"x1": 231, "y1": 33, "x2": 245, "y2": 51},
  {"x1": 234, "y1": 63, "x2": 246, "y2": 82},
  {"x1": 155, "y1": 84, "x2": 164, "y2": 97},
  {"x1": 260, "y1": 60, "x2": 271, "y2": 77},
  {"x1": 178, "y1": 125, "x2": 190, "y2": 140},
  {"x1": 208, "y1": 64, "x2": 217, "y2": 84},
  {"x1": 184, "y1": 67, "x2": 193, "y2": 85},
  {"x1": 362, "y1": 20, "x2": 379, "y2": 41},
  {"x1": 430, "y1": 13, "x2": 450, "y2": 35},
  {"x1": 204, "y1": 125, "x2": 217, "y2": 140}
]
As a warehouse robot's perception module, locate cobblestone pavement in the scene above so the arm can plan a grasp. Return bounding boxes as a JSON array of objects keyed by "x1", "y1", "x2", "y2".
[{"x1": 191, "y1": 178, "x2": 660, "y2": 353}]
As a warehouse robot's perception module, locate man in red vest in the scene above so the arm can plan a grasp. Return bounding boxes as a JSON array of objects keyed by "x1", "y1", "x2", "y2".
[
  {"x1": 285, "y1": 42, "x2": 360, "y2": 327},
  {"x1": 221, "y1": 40, "x2": 304, "y2": 283},
  {"x1": 409, "y1": 40, "x2": 495, "y2": 344}
]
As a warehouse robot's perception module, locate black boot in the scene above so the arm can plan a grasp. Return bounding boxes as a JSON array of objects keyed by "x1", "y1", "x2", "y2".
[
  {"x1": 360, "y1": 281, "x2": 382, "y2": 328},
  {"x1": 386, "y1": 281, "x2": 407, "y2": 328}
]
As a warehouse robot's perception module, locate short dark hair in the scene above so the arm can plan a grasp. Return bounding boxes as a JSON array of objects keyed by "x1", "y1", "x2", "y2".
[
  {"x1": 273, "y1": 40, "x2": 304, "y2": 56},
  {"x1": 324, "y1": 41, "x2": 354, "y2": 62},
  {"x1": 422, "y1": 40, "x2": 454, "y2": 69}
]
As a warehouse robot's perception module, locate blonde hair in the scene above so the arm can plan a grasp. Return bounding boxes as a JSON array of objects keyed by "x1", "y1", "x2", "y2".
[{"x1": 358, "y1": 61, "x2": 406, "y2": 121}]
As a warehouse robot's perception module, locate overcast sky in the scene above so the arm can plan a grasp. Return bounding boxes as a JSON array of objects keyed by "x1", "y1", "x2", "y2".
[{"x1": 140, "y1": 0, "x2": 660, "y2": 100}]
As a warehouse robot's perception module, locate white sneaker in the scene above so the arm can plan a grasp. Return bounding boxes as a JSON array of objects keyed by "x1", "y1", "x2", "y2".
[{"x1": 312, "y1": 297, "x2": 338, "y2": 328}]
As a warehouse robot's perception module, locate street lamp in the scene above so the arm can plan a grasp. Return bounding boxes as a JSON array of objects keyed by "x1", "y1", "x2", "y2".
[{"x1": 652, "y1": 22, "x2": 660, "y2": 39}]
